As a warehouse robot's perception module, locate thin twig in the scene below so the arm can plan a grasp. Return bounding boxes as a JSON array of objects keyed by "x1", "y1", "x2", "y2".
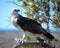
[{"x1": 7, "y1": 1, "x2": 22, "y2": 7}]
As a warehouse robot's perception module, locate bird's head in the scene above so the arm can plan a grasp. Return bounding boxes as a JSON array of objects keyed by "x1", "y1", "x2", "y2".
[{"x1": 11, "y1": 8, "x2": 20, "y2": 15}]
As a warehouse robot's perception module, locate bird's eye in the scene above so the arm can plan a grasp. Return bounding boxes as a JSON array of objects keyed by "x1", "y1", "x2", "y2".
[
  {"x1": 14, "y1": 9, "x2": 19, "y2": 12},
  {"x1": 17, "y1": 10, "x2": 19, "y2": 11},
  {"x1": 15, "y1": 9, "x2": 16, "y2": 11}
]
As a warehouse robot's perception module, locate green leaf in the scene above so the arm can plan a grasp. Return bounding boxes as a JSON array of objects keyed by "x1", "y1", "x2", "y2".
[
  {"x1": 18, "y1": 0, "x2": 22, "y2": 2},
  {"x1": 25, "y1": 36, "x2": 32, "y2": 41},
  {"x1": 26, "y1": 0, "x2": 34, "y2": 2},
  {"x1": 29, "y1": 2, "x2": 35, "y2": 7},
  {"x1": 23, "y1": 2, "x2": 27, "y2": 6}
]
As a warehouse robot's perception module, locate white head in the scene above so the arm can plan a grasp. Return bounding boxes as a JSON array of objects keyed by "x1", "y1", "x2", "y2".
[{"x1": 11, "y1": 8, "x2": 19, "y2": 15}]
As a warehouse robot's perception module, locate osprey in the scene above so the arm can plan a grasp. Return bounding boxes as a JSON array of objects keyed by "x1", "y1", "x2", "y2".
[{"x1": 11, "y1": 8, "x2": 55, "y2": 44}]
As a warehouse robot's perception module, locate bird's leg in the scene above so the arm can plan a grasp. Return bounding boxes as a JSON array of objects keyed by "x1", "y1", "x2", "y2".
[
  {"x1": 12, "y1": 31, "x2": 26, "y2": 48},
  {"x1": 12, "y1": 32, "x2": 26, "y2": 48},
  {"x1": 18, "y1": 32, "x2": 26, "y2": 44}
]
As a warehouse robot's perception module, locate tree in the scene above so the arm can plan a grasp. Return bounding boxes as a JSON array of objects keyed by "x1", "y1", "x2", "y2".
[
  {"x1": 17, "y1": 0, "x2": 51, "y2": 32},
  {"x1": 9, "y1": 0, "x2": 60, "y2": 32},
  {"x1": 51, "y1": 0, "x2": 60, "y2": 28}
]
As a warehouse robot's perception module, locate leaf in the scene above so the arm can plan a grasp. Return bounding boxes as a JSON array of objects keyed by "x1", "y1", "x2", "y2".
[
  {"x1": 23, "y1": 2, "x2": 27, "y2": 6},
  {"x1": 32, "y1": 6, "x2": 39, "y2": 12},
  {"x1": 18, "y1": 0, "x2": 22, "y2": 2},
  {"x1": 25, "y1": 36, "x2": 32, "y2": 41},
  {"x1": 26, "y1": 0, "x2": 34, "y2": 2},
  {"x1": 29, "y1": 2, "x2": 35, "y2": 7}
]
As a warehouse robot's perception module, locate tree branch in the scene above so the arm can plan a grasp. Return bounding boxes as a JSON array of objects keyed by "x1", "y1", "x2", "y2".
[
  {"x1": 13, "y1": 42, "x2": 55, "y2": 48},
  {"x1": 7, "y1": 1, "x2": 22, "y2": 7}
]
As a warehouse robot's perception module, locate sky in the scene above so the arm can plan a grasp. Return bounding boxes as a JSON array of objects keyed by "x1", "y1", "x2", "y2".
[
  {"x1": 0, "y1": 0, "x2": 26, "y2": 31},
  {"x1": 0, "y1": 0, "x2": 59, "y2": 32}
]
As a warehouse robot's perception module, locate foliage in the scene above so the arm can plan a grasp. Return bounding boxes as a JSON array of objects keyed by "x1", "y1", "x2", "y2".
[
  {"x1": 17, "y1": 0, "x2": 60, "y2": 32},
  {"x1": 18, "y1": 0, "x2": 22, "y2": 2},
  {"x1": 25, "y1": 36, "x2": 32, "y2": 41},
  {"x1": 52, "y1": 14, "x2": 60, "y2": 28}
]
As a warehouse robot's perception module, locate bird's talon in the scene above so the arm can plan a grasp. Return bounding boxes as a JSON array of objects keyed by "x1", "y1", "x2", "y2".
[
  {"x1": 18, "y1": 40, "x2": 24, "y2": 45},
  {"x1": 20, "y1": 41, "x2": 24, "y2": 45}
]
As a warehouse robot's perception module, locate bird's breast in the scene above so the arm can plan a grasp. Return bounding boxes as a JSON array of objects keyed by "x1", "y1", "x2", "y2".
[
  {"x1": 11, "y1": 17, "x2": 18, "y2": 27},
  {"x1": 11, "y1": 16, "x2": 25, "y2": 32}
]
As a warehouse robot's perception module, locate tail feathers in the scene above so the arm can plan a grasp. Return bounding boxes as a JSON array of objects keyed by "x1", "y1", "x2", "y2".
[
  {"x1": 43, "y1": 32, "x2": 54, "y2": 40},
  {"x1": 41, "y1": 28, "x2": 54, "y2": 40}
]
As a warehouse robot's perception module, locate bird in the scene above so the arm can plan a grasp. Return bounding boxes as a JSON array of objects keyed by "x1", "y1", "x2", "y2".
[{"x1": 11, "y1": 8, "x2": 55, "y2": 44}]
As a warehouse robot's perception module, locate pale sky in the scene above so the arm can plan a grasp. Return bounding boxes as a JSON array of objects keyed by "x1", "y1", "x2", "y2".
[{"x1": 0, "y1": 0, "x2": 26, "y2": 31}]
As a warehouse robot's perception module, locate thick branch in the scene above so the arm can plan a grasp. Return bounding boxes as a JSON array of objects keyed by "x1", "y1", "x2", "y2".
[{"x1": 14, "y1": 42, "x2": 55, "y2": 48}]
